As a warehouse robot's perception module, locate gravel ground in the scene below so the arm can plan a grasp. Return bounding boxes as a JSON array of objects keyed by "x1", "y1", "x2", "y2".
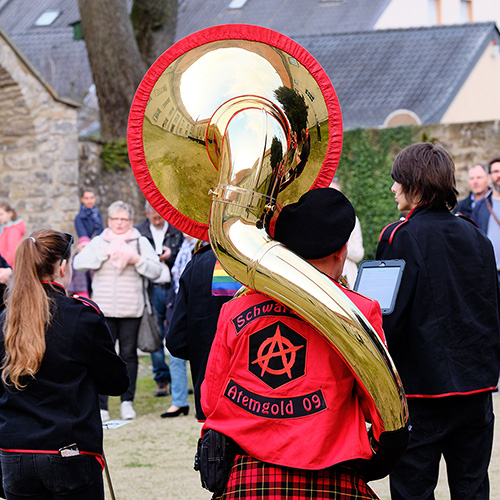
[{"x1": 103, "y1": 361, "x2": 500, "y2": 500}]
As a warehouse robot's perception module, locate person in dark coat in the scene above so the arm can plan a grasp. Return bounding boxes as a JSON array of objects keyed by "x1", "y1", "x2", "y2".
[
  {"x1": 136, "y1": 202, "x2": 183, "y2": 397},
  {"x1": 74, "y1": 189, "x2": 104, "y2": 240},
  {"x1": 165, "y1": 244, "x2": 237, "y2": 420},
  {"x1": 472, "y1": 157, "x2": 500, "y2": 286},
  {"x1": 0, "y1": 229, "x2": 129, "y2": 500},
  {"x1": 70, "y1": 188, "x2": 104, "y2": 298},
  {"x1": 376, "y1": 143, "x2": 500, "y2": 500},
  {"x1": 453, "y1": 164, "x2": 490, "y2": 218}
]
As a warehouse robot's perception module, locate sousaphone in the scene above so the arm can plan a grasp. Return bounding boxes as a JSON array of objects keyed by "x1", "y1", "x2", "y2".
[{"x1": 128, "y1": 24, "x2": 408, "y2": 447}]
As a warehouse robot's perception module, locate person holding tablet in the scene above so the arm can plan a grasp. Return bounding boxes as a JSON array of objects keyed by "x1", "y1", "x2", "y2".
[{"x1": 376, "y1": 143, "x2": 500, "y2": 500}]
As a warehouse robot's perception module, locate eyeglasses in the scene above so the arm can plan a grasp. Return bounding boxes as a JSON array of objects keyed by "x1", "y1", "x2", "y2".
[
  {"x1": 59, "y1": 232, "x2": 74, "y2": 266},
  {"x1": 109, "y1": 218, "x2": 130, "y2": 223}
]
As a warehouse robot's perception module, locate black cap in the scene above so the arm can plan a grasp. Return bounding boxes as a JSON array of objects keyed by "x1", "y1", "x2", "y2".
[{"x1": 274, "y1": 188, "x2": 355, "y2": 259}]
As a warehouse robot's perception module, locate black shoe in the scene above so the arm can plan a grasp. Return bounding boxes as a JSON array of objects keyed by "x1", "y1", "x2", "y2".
[
  {"x1": 154, "y1": 382, "x2": 170, "y2": 397},
  {"x1": 160, "y1": 406, "x2": 189, "y2": 418}
]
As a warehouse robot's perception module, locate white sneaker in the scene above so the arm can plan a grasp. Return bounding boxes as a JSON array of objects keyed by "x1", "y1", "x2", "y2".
[
  {"x1": 100, "y1": 409, "x2": 110, "y2": 422},
  {"x1": 120, "y1": 401, "x2": 136, "y2": 420}
]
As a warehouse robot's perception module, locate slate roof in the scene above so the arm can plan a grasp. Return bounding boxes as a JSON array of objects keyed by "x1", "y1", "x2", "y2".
[
  {"x1": 295, "y1": 22, "x2": 500, "y2": 129},
  {"x1": 1, "y1": 1, "x2": 497, "y2": 130},
  {"x1": 0, "y1": 0, "x2": 92, "y2": 101},
  {"x1": 175, "y1": 0, "x2": 391, "y2": 41}
]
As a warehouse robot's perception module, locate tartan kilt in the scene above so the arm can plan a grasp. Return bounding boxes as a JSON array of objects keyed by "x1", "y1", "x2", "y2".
[{"x1": 213, "y1": 454, "x2": 379, "y2": 500}]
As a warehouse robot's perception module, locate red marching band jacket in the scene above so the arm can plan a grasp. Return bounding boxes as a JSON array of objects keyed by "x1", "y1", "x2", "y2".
[{"x1": 201, "y1": 283, "x2": 386, "y2": 470}]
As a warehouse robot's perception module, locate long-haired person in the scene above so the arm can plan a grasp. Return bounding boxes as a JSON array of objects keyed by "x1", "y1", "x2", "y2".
[
  {"x1": 377, "y1": 143, "x2": 500, "y2": 499},
  {"x1": 74, "y1": 201, "x2": 162, "y2": 420},
  {"x1": 0, "y1": 229, "x2": 129, "y2": 500}
]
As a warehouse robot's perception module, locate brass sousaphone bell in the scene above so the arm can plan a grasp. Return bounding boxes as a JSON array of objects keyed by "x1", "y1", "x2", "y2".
[{"x1": 128, "y1": 24, "x2": 408, "y2": 445}]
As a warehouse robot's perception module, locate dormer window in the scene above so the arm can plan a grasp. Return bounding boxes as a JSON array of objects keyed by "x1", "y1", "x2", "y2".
[
  {"x1": 35, "y1": 9, "x2": 60, "y2": 26},
  {"x1": 228, "y1": 0, "x2": 248, "y2": 9}
]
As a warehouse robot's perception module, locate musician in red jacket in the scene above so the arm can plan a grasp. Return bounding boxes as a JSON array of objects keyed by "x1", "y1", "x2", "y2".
[{"x1": 201, "y1": 188, "x2": 400, "y2": 500}]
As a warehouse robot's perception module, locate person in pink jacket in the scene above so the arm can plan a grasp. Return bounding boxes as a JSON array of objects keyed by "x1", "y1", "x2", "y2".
[{"x1": 0, "y1": 203, "x2": 25, "y2": 267}]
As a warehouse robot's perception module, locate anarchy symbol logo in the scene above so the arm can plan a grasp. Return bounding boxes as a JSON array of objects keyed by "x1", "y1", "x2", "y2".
[
  {"x1": 252, "y1": 325, "x2": 303, "y2": 378},
  {"x1": 248, "y1": 321, "x2": 307, "y2": 389}
]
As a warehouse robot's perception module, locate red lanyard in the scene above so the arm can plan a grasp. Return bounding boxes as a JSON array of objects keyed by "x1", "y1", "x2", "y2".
[{"x1": 1, "y1": 448, "x2": 105, "y2": 470}]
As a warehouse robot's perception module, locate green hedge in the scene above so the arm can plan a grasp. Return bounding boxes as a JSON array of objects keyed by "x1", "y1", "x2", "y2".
[{"x1": 337, "y1": 126, "x2": 419, "y2": 260}]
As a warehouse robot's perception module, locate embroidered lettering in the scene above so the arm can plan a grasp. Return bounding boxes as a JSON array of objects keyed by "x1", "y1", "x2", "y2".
[
  {"x1": 232, "y1": 300, "x2": 299, "y2": 334},
  {"x1": 224, "y1": 380, "x2": 327, "y2": 419}
]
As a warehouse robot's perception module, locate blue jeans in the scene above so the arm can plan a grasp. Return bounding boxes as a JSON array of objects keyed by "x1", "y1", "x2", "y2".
[
  {"x1": 169, "y1": 354, "x2": 189, "y2": 407},
  {"x1": 390, "y1": 392, "x2": 493, "y2": 500},
  {"x1": 150, "y1": 286, "x2": 171, "y2": 384},
  {"x1": 0, "y1": 452, "x2": 104, "y2": 499}
]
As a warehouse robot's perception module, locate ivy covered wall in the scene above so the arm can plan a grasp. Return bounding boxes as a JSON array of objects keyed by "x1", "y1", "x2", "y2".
[{"x1": 337, "y1": 126, "x2": 419, "y2": 260}]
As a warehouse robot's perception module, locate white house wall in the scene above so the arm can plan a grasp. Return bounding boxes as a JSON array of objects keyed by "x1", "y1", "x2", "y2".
[
  {"x1": 375, "y1": 0, "x2": 500, "y2": 29},
  {"x1": 441, "y1": 41, "x2": 500, "y2": 123}
]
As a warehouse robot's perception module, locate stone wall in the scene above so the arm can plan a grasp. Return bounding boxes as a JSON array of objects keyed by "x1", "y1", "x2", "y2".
[
  {"x1": 423, "y1": 120, "x2": 500, "y2": 195},
  {"x1": 0, "y1": 34, "x2": 79, "y2": 236}
]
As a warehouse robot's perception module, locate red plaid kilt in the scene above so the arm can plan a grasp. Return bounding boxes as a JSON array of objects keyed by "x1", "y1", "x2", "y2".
[{"x1": 213, "y1": 455, "x2": 379, "y2": 500}]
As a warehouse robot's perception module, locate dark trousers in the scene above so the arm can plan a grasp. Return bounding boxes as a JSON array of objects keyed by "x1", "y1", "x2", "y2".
[
  {"x1": 0, "y1": 452, "x2": 104, "y2": 499},
  {"x1": 150, "y1": 285, "x2": 171, "y2": 384},
  {"x1": 99, "y1": 317, "x2": 141, "y2": 409},
  {"x1": 390, "y1": 392, "x2": 494, "y2": 500}
]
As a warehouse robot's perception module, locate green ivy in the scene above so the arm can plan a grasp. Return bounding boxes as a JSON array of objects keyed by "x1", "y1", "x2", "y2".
[
  {"x1": 101, "y1": 139, "x2": 130, "y2": 172},
  {"x1": 338, "y1": 126, "x2": 419, "y2": 260}
]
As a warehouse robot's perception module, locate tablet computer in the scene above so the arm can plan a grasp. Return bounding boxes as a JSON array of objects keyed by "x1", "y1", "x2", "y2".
[{"x1": 353, "y1": 260, "x2": 405, "y2": 315}]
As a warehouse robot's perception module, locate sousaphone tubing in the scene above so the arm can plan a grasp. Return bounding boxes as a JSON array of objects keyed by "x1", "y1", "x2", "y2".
[{"x1": 128, "y1": 24, "x2": 408, "y2": 441}]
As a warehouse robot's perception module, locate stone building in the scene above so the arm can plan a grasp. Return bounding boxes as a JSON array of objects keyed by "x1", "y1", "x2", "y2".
[{"x1": 0, "y1": 27, "x2": 80, "y2": 235}]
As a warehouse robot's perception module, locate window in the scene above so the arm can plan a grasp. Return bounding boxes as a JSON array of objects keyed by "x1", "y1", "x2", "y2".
[
  {"x1": 154, "y1": 85, "x2": 167, "y2": 96},
  {"x1": 305, "y1": 89, "x2": 315, "y2": 102},
  {"x1": 228, "y1": 0, "x2": 248, "y2": 9},
  {"x1": 35, "y1": 10, "x2": 60, "y2": 26},
  {"x1": 427, "y1": 0, "x2": 441, "y2": 25},
  {"x1": 460, "y1": 0, "x2": 473, "y2": 23}
]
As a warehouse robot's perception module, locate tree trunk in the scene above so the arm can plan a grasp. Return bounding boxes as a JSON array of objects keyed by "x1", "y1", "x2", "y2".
[
  {"x1": 78, "y1": 0, "x2": 147, "y2": 139},
  {"x1": 131, "y1": 0, "x2": 179, "y2": 68}
]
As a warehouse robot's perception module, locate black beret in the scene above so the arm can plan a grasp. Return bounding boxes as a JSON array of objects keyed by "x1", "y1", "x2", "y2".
[{"x1": 274, "y1": 188, "x2": 355, "y2": 259}]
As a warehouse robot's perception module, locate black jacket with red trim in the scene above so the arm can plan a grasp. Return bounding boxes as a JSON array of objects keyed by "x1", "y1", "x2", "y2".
[
  {"x1": 0, "y1": 283, "x2": 129, "y2": 454},
  {"x1": 376, "y1": 204, "x2": 500, "y2": 398}
]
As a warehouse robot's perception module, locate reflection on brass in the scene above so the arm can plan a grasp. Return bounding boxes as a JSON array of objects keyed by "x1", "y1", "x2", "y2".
[
  {"x1": 140, "y1": 32, "x2": 408, "y2": 435},
  {"x1": 142, "y1": 40, "x2": 328, "y2": 227}
]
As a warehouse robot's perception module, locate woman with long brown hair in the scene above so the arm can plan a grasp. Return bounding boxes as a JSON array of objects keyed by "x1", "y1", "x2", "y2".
[{"x1": 0, "y1": 229, "x2": 129, "y2": 499}]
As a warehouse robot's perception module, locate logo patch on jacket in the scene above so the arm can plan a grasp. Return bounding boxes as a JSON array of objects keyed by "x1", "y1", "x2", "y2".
[{"x1": 248, "y1": 321, "x2": 306, "y2": 389}]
